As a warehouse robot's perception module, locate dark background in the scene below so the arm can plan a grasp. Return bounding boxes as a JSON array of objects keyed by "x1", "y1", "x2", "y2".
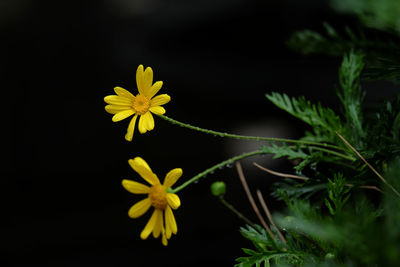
[{"x1": 2, "y1": 0, "x2": 369, "y2": 266}]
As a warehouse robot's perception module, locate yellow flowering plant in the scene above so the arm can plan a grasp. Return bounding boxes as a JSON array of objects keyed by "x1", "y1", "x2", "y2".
[
  {"x1": 104, "y1": 56, "x2": 400, "y2": 266},
  {"x1": 122, "y1": 157, "x2": 181, "y2": 246},
  {"x1": 104, "y1": 65, "x2": 170, "y2": 141},
  {"x1": 104, "y1": 64, "x2": 353, "y2": 247}
]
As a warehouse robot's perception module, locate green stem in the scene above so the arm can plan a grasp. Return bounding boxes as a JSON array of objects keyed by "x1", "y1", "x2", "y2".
[
  {"x1": 219, "y1": 197, "x2": 255, "y2": 226},
  {"x1": 170, "y1": 150, "x2": 264, "y2": 193},
  {"x1": 158, "y1": 114, "x2": 345, "y2": 151},
  {"x1": 309, "y1": 146, "x2": 355, "y2": 161}
]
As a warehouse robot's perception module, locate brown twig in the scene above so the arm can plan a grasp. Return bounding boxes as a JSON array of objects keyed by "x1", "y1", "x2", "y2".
[
  {"x1": 256, "y1": 190, "x2": 287, "y2": 244},
  {"x1": 336, "y1": 131, "x2": 400, "y2": 198},
  {"x1": 253, "y1": 162, "x2": 309, "y2": 181},
  {"x1": 345, "y1": 184, "x2": 384, "y2": 193},
  {"x1": 235, "y1": 162, "x2": 276, "y2": 239},
  {"x1": 253, "y1": 162, "x2": 383, "y2": 193}
]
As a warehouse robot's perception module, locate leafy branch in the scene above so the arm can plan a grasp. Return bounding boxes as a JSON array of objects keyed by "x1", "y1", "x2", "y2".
[
  {"x1": 235, "y1": 225, "x2": 304, "y2": 267},
  {"x1": 337, "y1": 51, "x2": 366, "y2": 145},
  {"x1": 265, "y1": 93, "x2": 342, "y2": 144},
  {"x1": 324, "y1": 173, "x2": 351, "y2": 215}
]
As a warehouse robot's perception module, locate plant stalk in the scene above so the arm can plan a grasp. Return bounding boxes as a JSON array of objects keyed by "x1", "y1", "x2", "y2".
[
  {"x1": 158, "y1": 114, "x2": 345, "y2": 151},
  {"x1": 170, "y1": 150, "x2": 264, "y2": 193}
]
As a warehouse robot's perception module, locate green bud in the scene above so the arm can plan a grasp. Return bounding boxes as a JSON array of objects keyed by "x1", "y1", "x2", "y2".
[{"x1": 210, "y1": 181, "x2": 226, "y2": 196}]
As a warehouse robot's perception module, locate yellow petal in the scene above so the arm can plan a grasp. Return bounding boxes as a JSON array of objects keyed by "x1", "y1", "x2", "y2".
[
  {"x1": 165, "y1": 216, "x2": 171, "y2": 239},
  {"x1": 122, "y1": 179, "x2": 150, "y2": 194},
  {"x1": 143, "y1": 67, "x2": 153, "y2": 96},
  {"x1": 165, "y1": 205, "x2": 178, "y2": 238},
  {"x1": 166, "y1": 193, "x2": 181, "y2": 210},
  {"x1": 161, "y1": 227, "x2": 168, "y2": 246},
  {"x1": 125, "y1": 114, "x2": 138, "y2": 141},
  {"x1": 136, "y1": 65, "x2": 145, "y2": 95},
  {"x1": 105, "y1": 105, "x2": 131, "y2": 115},
  {"x1": 112, "y1": 109, "x2": 135, "y2": 122},
  {"x1": 140, "y1": 209, "x2": 158, "y2": 240},
  {"x1": 114, "y1": 86, "x2": 135, "y2": 99},
  {"x1": 139, "y1": 112, "x2": 154, "y2": 132},
  {"x1": 149, "y1": 106, "x2": 166, "y2": 115},
  {"x1": 163, "y1": 168, "x2": 182, "y2": 188},
  {"x1": 138, "y1": 115, "x2": 147, "y2": 134},
  {"x1": 128, "y1": 198, "x2": 151, "y2": 218},
  {"x1": 148, "y1": 81, "x2": 163, "y2": 99},
  {"x1": 130, "y1": 157, "x2": 153, "y2": 172},
  {"x1": 146, "y1": 113, "x2": 155, "y2": 131},
  {"x1": 152, "y1": 209, "x2": 163, "y2": 238},
  {"x1": 128, "y1": 157, "x2": 160, "y2": 185},
  {"x1": 151, "y1": 94, "x2": 171, "y2": 106},
  {"x1": 104, "y1": 95, "x2": 133, "y2": 106},
  {"x1": 138, "y1": 113, "x2": 155, "y2": 134}
]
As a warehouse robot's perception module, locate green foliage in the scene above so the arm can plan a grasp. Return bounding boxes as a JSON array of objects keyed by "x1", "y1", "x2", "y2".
[
  {"x1": 238, "y1": 224, "x2": 278, "y2": 253},
  {"x1": 260, "y1": 143, "x2": 319, "y2": 173},
  {"x1": 287, "y1": 22, "x2": 368, "y2": 56},
  {"x1": 264, "y1": 50, "x2": 371, "y2": 172},
  {"x1": 324, "y1": 173, "x2": 351, "y2": 215},
  {"x1": 260, "y1": 143, "x2": 308, "y2": 161},
  {"x1": 383, "y1": 158, "x2": 400, "y2": 239},
  {"x1": 331, "y1": 0, "x2": 400, "y2": 34},
  {"x1": 363, "y1": 96, "x2": 400, "y2": 163},
  {"x1": 265, "y1": 93, "x2": 342, "y2": 144},
  {"x1": 272, "y1": 197, "x2": 385, "y2": 265},
  {"x1": 271, "y1": 182, "x2": 327, "y2": 200},
  {"x1": 264, "y1": 51, "x2": 370, "y2": 175},
  {"x1": 287, "y1": 22, "x2": 400, "y2": 82},
  {"x1": 236, "y1": 35, "x2": 400, "y2": 267},
  {"x1": 233, "y1": 4, "x2": 400, "y2": 266},
  {"x1": 337, "y1": 51, "x2": 365, "y2": 145},
  {"x1": 269, "y1": 169, "x2": 400, "y2": 267},
  {"x1": 364, "y1": 56, "x2": 400, "y2": 82},
  {"x1": 235, "y1": 225, "x2": 304, "y2": 267}
]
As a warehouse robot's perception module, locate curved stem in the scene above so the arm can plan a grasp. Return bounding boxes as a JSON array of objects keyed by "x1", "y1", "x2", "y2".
[
  {"x1": 158, "y1": 114, "x2": 345, "y2": 151},
  {"x1": 170, "y1": 150, "x2": 264, "y2": 193}
]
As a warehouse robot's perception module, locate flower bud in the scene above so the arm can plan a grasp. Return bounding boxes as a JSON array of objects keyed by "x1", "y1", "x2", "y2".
[{"x1": 210, "y1": 181, "x2": 226, "y2": 196}]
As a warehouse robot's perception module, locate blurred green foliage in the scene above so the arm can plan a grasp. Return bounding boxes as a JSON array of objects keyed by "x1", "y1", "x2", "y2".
[{"x1": 234, "y1": 1, "x2": 400, "y2": 265}]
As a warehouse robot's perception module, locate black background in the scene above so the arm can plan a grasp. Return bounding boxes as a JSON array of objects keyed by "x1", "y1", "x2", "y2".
[{"x1": 2, "y1": 0, "x2": 367, "y2": 266}]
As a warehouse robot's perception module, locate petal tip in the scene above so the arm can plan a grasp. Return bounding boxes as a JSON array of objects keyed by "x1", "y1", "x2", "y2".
[
  {"x1": 103, "y1": 95, "x2": 113, "y2": 103},
  {"x1": 140, "y1": 232, "x2": 148, "y2": 240},
  {"x1": 121, "y1": 179, "x2": 132, "y2": 188},
  {"x1": 125, "y1": 134, "x2": 133, "y2": 141}
]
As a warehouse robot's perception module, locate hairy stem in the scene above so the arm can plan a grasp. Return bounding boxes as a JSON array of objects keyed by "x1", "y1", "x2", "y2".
[
  {"x1": 170, "y1": 150, "x2": 265, "y2": 193},
  {"x1": 158, "y1": 114, "x2": 345, "y2": 151}
]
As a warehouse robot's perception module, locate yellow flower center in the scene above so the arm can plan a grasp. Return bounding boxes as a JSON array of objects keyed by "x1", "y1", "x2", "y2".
[
  {"x1": 132, "y1": 94, "x2": 150, "y2": 115},
  {"x1": 149, "y1": 184, "x2": 167, "y2": 210}
]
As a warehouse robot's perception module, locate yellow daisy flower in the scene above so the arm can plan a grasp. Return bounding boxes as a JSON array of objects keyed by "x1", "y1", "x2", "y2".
[
  {"x1": 122, "y1": 157, "x2": 182, "y2": 246},
  {"x1": 104, "y1": 65, "x2": 171, "y2": 141}
]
